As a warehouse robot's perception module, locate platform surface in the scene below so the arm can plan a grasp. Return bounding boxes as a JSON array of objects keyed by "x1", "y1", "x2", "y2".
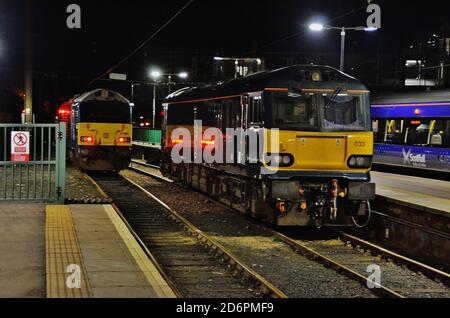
[
  {"x1": 46, "y1": 204, "x2": 177, "y2": 298},
  {"x1": 0, "y1": 203, "x2": 46, "y2": 298},
  {"x1": 372, "y1": 171, "x2": 450, "y2": 214}
]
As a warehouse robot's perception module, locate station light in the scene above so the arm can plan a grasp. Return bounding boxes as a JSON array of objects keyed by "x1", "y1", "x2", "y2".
[
  {"x1": 214, "y1": 57, "x2": 225, "y2": 61},
  {"x1": 150, "y1": 70, "x2": 161, "y2": 79},
  {"x1": 178, "y1": 72, "x2": 188, "y2": 79},
  {"x1": 364, "y1": 27, "x2": 378, "y2": 32},
  {"x1": 309, "y1": 23, "x2": 324, "y2": 32}
]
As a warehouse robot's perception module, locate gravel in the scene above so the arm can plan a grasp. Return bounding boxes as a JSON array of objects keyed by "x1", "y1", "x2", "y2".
[
  {"x1": 121, "y1": 169, "x2": 378, "y2": 298},
  {"x1": 65, "y1": 165, "x2": 111, "y2": 203}
]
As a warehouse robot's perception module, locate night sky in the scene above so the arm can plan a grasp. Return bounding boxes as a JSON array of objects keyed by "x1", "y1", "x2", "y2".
[{"x1": 0, "y1": 0, "x2": 448, "y2": 119}]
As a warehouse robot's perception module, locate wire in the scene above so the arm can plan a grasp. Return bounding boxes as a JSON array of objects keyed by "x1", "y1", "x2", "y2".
[
  {"x1": 250, "y1": 0, "x2": 384, "y2": 54},
  {"x1": 88, "y1": 0, "x2": 196, "y2": 86}
]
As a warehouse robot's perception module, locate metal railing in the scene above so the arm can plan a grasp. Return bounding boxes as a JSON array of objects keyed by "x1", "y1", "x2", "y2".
[{"x1": 0, "y1": 124, "x2": 66, "y2": 203}]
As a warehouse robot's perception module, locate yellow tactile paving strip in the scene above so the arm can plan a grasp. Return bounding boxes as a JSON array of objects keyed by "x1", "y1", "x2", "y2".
[
  {"x1": 46, "y1": 205, "x2": 93, "y2": 298},
  {"x1": 46, "y1": 205, "x2": 177, "y2": 298},
  {"x1": 103, "y1": 205, "x2": 177, "y2": 298}
]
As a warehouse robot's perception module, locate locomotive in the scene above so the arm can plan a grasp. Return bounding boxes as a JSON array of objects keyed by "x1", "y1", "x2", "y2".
[
  {"x1": 161, "y1": 65, "x2": 376, "y2": 228},
  {"x1": 57, "y1": 89, "x2": 133, "y2": 171}
]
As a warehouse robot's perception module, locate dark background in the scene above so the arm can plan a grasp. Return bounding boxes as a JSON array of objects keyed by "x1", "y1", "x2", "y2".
[{"x1": 0, "y1": 0, "x2": 447, "y2": 122}]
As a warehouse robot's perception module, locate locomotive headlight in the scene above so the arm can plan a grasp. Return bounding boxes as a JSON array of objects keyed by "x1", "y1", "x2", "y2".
[
  {"x1": 282, "y1": 155, "x2": 293, "y2": 166},
  {"x1": 266, "y1": 153, "x2": 294, "y2": 167},
  {"x1": 348, "y1": 156, "x2": 372, "y2": 169}
]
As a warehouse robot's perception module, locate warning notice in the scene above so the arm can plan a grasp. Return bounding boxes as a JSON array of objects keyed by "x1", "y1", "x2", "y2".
[{"x1": 11, "y1": 131, "x2": 30, "y2": 162}]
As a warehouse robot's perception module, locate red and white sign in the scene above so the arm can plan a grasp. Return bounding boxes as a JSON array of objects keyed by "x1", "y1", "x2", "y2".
[{"x1": 11, "y1": 131, "x2": 30, "y2": 162}]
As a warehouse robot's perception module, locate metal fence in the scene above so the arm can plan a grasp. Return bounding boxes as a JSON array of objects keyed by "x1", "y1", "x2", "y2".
[{"x1": 0, "y1": 124, "x2": 66, "y2": 203}]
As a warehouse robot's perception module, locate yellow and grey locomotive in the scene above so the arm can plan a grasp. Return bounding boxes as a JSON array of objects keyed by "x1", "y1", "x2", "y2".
[{"x1": 161, "y1": 65, "x2": 375, "y2": 228}]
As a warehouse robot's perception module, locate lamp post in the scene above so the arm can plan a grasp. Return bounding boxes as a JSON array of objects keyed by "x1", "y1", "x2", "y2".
[
  {"x1": 149, "y1": 70, "x2": 188, "y2": 128},
  {"x1": 308, "y1": 24, "x2": 377, "y2": 72}
]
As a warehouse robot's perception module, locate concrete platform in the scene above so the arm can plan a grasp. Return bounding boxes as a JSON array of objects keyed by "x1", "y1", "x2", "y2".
[
  {"x1": 0, "y1": 203, "x2": 46, "y2": 298},
  {"x1": 46, "y1": 204, "x2": 177, "y2": 298},
  {"x1": 372, "y1": 171, "x2": 450, "y2": 215}
]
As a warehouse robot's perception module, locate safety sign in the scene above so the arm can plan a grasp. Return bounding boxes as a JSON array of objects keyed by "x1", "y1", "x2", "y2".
[{"x1": 11, "y1": 131, "x2": 30, "y2": 162}]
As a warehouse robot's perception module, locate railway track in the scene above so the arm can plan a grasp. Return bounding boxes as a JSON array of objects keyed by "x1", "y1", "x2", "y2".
[
  {"x1": 125, "y1": 161, "x2": 450, "y2": 298},
  {"x1": 87, "y1": 172, "x2": 286, "y2": 299}
]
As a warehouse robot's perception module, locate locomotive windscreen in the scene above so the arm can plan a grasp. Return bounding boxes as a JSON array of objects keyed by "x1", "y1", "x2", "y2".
[
  {"x1": 271, "y1": 91, "x2": 369, "y2": 132},
  {"x1": 322, "y1": 94, "x2": 367, "y2": 132},
  {"x1": 272, "y1": 92, "x2": 317, "y2": 131},
  {"x1": 79, "y1": 101, "x2": 132, "y2": 123}
]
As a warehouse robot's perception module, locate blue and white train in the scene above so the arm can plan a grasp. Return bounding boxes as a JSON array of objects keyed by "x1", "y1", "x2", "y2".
[{"x1": 371, "y1": 90, "x2": 450, "y2": 172}]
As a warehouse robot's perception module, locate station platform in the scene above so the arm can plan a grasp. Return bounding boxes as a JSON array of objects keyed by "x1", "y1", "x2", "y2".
[
  {"x1": 0, "y1": 203, "x2": 46, "y2": 298},
  {"x1": 0, "y1": 203, "x2": 177, "y2": 298},
  {"x1": 372, "y1": 171, "x2": 450, "y2": 215}
]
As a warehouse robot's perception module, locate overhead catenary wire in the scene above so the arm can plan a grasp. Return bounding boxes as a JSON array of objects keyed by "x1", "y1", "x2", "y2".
[
  {"x1": 248, "y1": 1, "x2": 383, "y2": 54},
  {"x1": 88, "y1": 0, "x2": 196, "y2": 87}
]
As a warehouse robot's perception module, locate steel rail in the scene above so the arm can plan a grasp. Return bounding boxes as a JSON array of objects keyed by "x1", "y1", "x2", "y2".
[
  {"x1": 126, "y1": 164, "x2": 450, "y2": 297},
  {"x1": 339, "y1": 232, "x2": 450, "y2": 286},
  {"x1": 83, "y1": 173, "x2": 183, "y2": 298},
  {"x1": 122, "y1": 175, "x2": 288, "y2": 299}
]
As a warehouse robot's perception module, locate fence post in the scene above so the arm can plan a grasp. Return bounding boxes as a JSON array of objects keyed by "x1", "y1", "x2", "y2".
[{"x1": 56, "y1": 123, "x2": 67, "y2": 203}]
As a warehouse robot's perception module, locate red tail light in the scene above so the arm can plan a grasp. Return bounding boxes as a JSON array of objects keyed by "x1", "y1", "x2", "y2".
[
  {"x1": 81, "y1": 136, "x2": 95, "y2": 143},
  {"x1": 201, "y1": 140, "x2": 215, "y2": 146},
  {"x1": 171, "y1": 139, "x2": 184, "y2": 145}
]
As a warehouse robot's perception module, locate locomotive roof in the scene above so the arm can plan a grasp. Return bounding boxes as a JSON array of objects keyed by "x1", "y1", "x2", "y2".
[
  {"x1": 372, "y1": 89, "x2": 450, "y2": 104},
  {"x1": 73, "y1": 89, "x2": 130, "y2": 104},
  {"x1": 165, "y1": 65, "x2": 367, "y2": 103}
]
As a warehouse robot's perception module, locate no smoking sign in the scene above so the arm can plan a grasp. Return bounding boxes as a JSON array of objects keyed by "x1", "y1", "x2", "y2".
[{"x1": 11, "y1": 131, "x2": 30, "y2": 162}]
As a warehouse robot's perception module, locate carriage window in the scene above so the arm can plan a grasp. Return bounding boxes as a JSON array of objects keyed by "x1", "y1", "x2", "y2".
[
  {"x1": 429, "y1": 120, "x2": 450, "y2": 148},
  {"x1": 167, "y1": 103, "x2": 194, "y2": 125},
  {"x1": 221, "y1": 98, "x2": 241, "y2": 130},
  {"x1": 195, "y1": 101, "x2": 217, "y2": 127},
  {"x1": 384, "y1": 119, "x2": 405, "y2": 144}
]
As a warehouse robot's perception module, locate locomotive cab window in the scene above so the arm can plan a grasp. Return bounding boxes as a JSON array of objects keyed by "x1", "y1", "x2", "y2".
[
  {"x1": 272, "y1": 92, "x2": 317, "y2": 131},
  {"x1": 79, "y1": 101, "x2": 132, "y2": 123},
  {"x1": 321, "y1": 94, "x2": 367, "y2": 132}
]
